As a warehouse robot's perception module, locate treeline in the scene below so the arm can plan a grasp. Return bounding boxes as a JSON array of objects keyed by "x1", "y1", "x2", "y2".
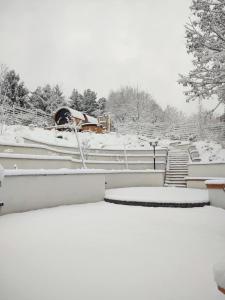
[
  {"x1": 106, "y1": 86, "x2": 185, "y2": 128},
  {"x1": 0, "y1": 65, "x2": 106, "y2": 117},
  {"x1": 0, "y1": 65, "x2": 185, "y2": 125}
]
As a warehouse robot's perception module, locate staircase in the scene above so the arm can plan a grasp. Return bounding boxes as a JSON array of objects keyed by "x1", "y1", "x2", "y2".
[{"x1": 165, "y1": 149, "x2": 189, "y2": 187}]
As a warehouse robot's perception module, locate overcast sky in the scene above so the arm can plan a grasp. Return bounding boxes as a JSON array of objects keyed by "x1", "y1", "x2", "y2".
[{"x1": 0, "y1": 0, "x2": 209, "y2": 114}]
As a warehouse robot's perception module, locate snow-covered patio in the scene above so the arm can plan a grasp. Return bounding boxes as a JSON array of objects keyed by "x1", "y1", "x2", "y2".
[{"x1": 0, "y1": 201, "x2": 225, "y2": 300}]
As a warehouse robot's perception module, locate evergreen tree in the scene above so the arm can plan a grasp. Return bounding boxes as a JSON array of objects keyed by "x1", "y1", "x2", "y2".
[
  {"x1": 30, "y1": 84, "x2": 66, "y2": 114},
  {"x1": 47, "y1": 84, "x2": 66, "y2": 114},
  {"x1": 0, "y1": 69, "x2": 29, "y2": 107},
  {"x1": 69, "y1": 89, "x2": 83, "y2": 111},
  {"x1": 82, "y1": 89, "x2": 98, "y2": 115},
  {"x1": 97, "y1": 97, "x2": 107, "y2": 115}
]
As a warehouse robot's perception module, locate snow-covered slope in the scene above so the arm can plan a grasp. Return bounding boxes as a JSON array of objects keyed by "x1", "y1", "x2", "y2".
[
  {"x1": 194, "y1": 141, "x2": 225, "y2": 163},
  {"x1": 0, "y1": 125, "x2": 225, "y2": 162}
]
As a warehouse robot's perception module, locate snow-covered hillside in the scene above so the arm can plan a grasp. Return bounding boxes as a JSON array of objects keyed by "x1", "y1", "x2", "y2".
[
  {"x1": 194, "y1": 141, "x2": 225, "y2": 163},
  {"x1": 0, "y1": 125, "x2": 225, "y2": 162},
  {"x1": 0, "y1": 125, "x2": 170, "y2": 149}
]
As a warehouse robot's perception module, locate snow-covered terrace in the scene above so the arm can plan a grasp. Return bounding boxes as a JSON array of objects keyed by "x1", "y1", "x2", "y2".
[{"x1": 0, "y1": 201, "x2": 225, "y2": 300}]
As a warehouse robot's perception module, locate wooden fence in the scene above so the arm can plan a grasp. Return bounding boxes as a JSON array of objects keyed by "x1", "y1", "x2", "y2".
[{"x1": 0, "y1": 104, "x2": 52, "y2": 127}]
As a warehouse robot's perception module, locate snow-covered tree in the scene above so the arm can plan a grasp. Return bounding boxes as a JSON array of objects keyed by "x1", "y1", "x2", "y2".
[
  {"x1": 97, "y1": 97, "x2": 107, "y2": 115},
  {"x1": 69, "y1": 89, "x2": 83, "y2": 111},
  {"x1": 0, "y1": 69, "x2": 29, "y2": 108},
  {"x1": 106, "y1": 86, "x2": 164, "y2": 125},
  {"x1": 179, "y1": 0, "x2": 225, "y2": 107},
  {"x1": 81, "y1": 89, "x2": 98, "y2": 116},
  {"x1": 163, "y1": 105, "x2": 185, "y2": 124},
  {"x1": 30, "y1": 84, "x2": 66, "y2": 114}
]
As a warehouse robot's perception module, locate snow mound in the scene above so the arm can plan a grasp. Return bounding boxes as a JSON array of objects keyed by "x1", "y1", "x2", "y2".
[{"x1": 105, "y1": 187, "x2": 209, "y2": 207}]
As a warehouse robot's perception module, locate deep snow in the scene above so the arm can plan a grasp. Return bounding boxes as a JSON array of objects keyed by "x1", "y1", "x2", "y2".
[{"x1": 0, "y1": 202, "x2": 225, "y2": 300}]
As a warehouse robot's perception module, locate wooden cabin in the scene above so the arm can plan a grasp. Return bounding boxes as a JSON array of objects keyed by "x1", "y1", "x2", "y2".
[{"x1": 54, "y1": 107, "x2": 105, "y2": 133}]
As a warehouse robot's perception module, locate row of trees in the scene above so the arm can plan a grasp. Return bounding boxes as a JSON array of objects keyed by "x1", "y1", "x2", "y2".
[
  {"x1": 0, "y1": 65, "x2": 184, "y2": 125},
  {"x1": 0, "y1": 65, "x2": 106, "y2": 117},
  {"x1": 106, "y1": 86, "x2": 185, "y2": 127}
]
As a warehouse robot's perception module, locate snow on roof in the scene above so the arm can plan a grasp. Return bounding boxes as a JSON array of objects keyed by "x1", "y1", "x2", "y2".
[
  {"x1": 84, "y1": 114, "x2": 98, "y2": 124},
  {"x1": 55, "y1": 107, "x2": 85, "y2": 121}
]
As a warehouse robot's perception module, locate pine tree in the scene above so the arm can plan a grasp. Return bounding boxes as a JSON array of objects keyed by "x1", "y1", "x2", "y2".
[
  {"x1": 0, "y1": 69, "x2": 29, "y2": 108},
  {"x1": 47, "y1": 84, "x2": 66, "y2": 114},
  {"x1": 69, "y1": 89, "x2": 83, "y2": 111},
  {"x1": 82, "y1": 89, "x2": 98, "y2": 116},
  {"x1": 97, "y1": 97, "x2": 107, "y2": 115},
  {"x1": 30, "y1": 84, "x2": 66, "y2": 114}
]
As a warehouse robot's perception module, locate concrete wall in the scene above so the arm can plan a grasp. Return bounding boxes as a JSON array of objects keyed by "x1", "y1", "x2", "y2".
[
  {"x1": 0, "y1": 155, "x2": 79, "y2": 169},
  {"x1": 188, "y1": 163, "x2": 225, "y2": 177},
  {"x1": 186, "y1": 179, "x2": 207, "y2": 189},
  {"x1": 0, "y1": 154, "x2": 165, "y2": 171},
  {"x1": 85, "y1": 153, "x2": 167, "y2": 162},
  {"x1": 105, "y1": 171, "x2": 165, "y2": 188},
  {"x1": 0, "y1": 142, "x2": 167, "y2": 163},
  {"x1": 82, "y1": 161, "x2": 166, "y2": 170},
  {"x1": 0, "y1": 169, "x2": 165, "y2": 215},
  {"x1": 23, "y1": 137, "x2": 168, "y2": 155},
  {"x1": 0, "y1": 172, "x2": 105, "y2": 215},
  {"x1": 208, "y1": 189, "x2": 225, "y2": 209}
]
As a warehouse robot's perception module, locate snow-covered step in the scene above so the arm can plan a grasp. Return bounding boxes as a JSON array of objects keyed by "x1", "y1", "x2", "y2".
[{"x1": 165, "y1": 148, "x2": 189, "y2": 187}]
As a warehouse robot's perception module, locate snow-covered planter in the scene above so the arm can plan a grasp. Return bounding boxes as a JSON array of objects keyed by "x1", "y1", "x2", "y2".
[
  {"x1": 188, "y1": 162, "x2": 225, "y2": 178},
  {"x1": 188, "y1": 144, "x2": 201, "y2": 162},
  {"x1": 104, "y1": 187, "x2": 210, "y2": 208},
  {"x1": 0, "y1": 169, "x2": 105, "y2": 215},
  {"x1": 205, "y1": 179, "x2": 225, "y2": 209}
]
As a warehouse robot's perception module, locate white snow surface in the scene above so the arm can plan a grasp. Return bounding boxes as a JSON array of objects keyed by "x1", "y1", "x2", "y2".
[
  {"x1": 194, "y1": 141, "x2": 225, "y2": 163},
  {"x1": 0, "y1": 202, "x2": 225, "y2": 300},
  {"x1": 205, "y1": 179, "x2": 225, "y2": 185},
  {"x1": 0, "y1": 125, "x2": 166, "y2": 150},
  {"x1": 54, "y1": 107, "x2": 85, "y2": 120},
  {"x1": 105, "y1": 187, "x2": 209, "y2": 203},
  {"x1": 214, "y1": 261, "x2": 225, "y2": 289},
  {"x1": 3, "y1": 168, "x2": 164, "y2": 177}
]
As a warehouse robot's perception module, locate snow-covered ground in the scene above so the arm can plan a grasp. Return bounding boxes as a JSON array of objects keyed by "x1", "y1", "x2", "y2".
[
  {"x1": 0, "y1": 125, "x2": 151, "y2": 149},
  {"x1": 0, "y1": 202, "x2": 225, "y2": 300},
  {"x1": 0, "y1": 125, "x2": 225, "y2": 162},
  {"x1": 194, "y1": 141, "x2": 225, "y2": 163}
]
